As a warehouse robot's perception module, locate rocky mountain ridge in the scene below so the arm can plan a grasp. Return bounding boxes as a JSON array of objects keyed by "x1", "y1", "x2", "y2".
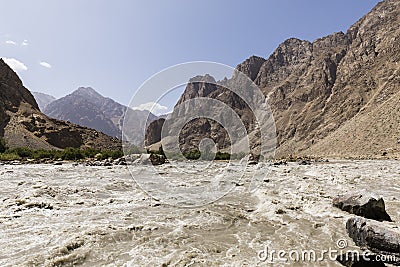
[
  {"x1": 44, "y1": 87, "x2": 123, "y2": 138},
  {"x1": 42, "y1": 87, "x2": 157, "y2": 142},
  {"x1": 146, "y1": 0, "x2": 400, "y2": 158},
  {"x1": 0, "y1": 59, "x2": 121, "y2": 151}
]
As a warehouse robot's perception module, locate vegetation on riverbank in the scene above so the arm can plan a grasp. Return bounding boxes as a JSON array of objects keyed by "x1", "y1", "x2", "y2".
[
  {"x1": 0, "y1": 138, "x2": 123, "y2": 161},
  {"x1": 0, "y1": 137, "x2": 250, "y2": 163}
]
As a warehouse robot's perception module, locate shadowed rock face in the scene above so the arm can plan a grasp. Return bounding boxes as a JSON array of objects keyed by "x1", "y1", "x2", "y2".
[
  {"x1": 333, "y1": 193, "x2": 392, "y2": 222},
  {"x1": 0, "y1": 60, "x2": 39, "y2": 111},
  {"x1": 145, "y1": 74, "x2": 259, "y2": 153},
  {"x1": 0, "y1": 59, "x2": 38, "y2": 136},
  {"x1": 145, "y1": 118, "x2": 165, "y2": 147},
  {"x1": 147, "y1": 0, "x2": 400, "y2": 158},
  {"x1": 0, "y1": 59, "x2": 121, "y2": 150},
  {"x1": 235, "y1": 56, "x2": 266, "y2": 81}
]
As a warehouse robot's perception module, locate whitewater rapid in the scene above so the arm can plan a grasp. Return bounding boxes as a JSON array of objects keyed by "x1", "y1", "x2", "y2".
[{"x1": 0, "y1": 160, "x2": 399, "y2": 266}]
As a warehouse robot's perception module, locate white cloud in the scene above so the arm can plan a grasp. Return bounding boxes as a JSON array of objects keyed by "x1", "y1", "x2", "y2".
[
  {"x1": 39, "y1": 61, "x2": 52, "y2": 68},
  {"x1": 21, "y1": 40, "x2": 28, "y2": 46},
  {"x1": 5, "y1": 40, "x2": 16, "y2": 45},
  {"x1": 1, "y1": 57, "x2": 28, "y2": 72},
  {"x1": 132, "y1": 102, "x2": 169, "y2": 115}
]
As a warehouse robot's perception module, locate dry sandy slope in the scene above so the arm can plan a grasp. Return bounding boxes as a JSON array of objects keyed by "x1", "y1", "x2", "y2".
[{"x1": 305, "y1": 87, "x2": 400, "y2": 159}]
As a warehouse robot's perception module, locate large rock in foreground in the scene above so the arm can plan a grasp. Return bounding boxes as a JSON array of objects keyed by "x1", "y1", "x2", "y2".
[
  {"x1": 346, "y1": 217, "x2": 400, "y2": 265},
  {"x1": 333, "y1": 193, "x2": 392, "y2": 222}
]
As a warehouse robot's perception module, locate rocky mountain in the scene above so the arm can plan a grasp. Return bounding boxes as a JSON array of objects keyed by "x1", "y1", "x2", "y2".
[
  {"x1": 259, "y1": 0, "x2": 399, "y2": 158},
  {"x1": 0, "y1": 59, "x2": 121, "y2": 150},
  {"x1": 32, "y1": 92, "x2": 56, "y2": 111},
  {"x1": 145, "y1": 118, "x2": 165, "y2": 147},
  {"x1": 235, "y1": 56, "x2": 265, "y2": 81},
  {"x1": 146, "y1": 0, "x2": 400, "y2": 159},
  {"x1": 43, "y1": 87, "x2": 157, "y2": 141}
]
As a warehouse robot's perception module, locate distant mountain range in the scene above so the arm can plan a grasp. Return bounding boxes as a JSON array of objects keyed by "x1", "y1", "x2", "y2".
[
  {"x1": 146, "y1": 0, "x2": 400, "y2": 159},
  {"x1": 33, "y1": 87, "x2": 157, "y2": 142},
  {"x1": 31, "y1": 92, "x2": 56, "y2": 111}
]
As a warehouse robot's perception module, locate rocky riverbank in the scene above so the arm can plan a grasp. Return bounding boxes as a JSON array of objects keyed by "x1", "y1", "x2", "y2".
[{"x1": 334, "y1": 193, "x2": 400, "y2": 266}]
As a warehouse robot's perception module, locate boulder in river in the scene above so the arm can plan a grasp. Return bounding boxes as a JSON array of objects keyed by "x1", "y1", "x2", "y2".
[
  {"x1": 240, "y1": 154, "x2": 259, "y2": 165},
  {"x1": 135, "y1": 154, "x2": 165, "y2": 165},
  {"x1": 333, "y1": 193, "x2": 392, "y2": 222},
  {"x1": 149, "y1": 154, "x2": 166, "y2": 165},
  {"x1": 346, "y1": 217, "x2": 400, "y2": 265},
  {"x1": 298, "y1": 160, "x2": 311, "y2": 165}
]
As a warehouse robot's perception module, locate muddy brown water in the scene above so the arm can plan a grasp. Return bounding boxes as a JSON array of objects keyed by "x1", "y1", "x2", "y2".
[{"x1": 0, "y1": 160, "x2": 399, "y2": 266}]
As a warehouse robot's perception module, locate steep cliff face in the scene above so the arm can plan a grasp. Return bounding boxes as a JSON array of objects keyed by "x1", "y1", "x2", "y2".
[
  {"x1": 145, "y1": 118, "x2": 165, "y2": 146},
  {"x1": 172, "y1": 75, "x2": 257, "y2": 153},
  {"x1": 146, "y1": 0, "x2": 400, "y2": 158},
  {"x1": 302, "y1": 0, "x2": 400, "y2": 157},
  {"x1": 235, "y1": 56, "x2": 266, "y2": 81},
  {"x1": 262, "y1": 0, "x2": 400, "y2": 157},
  {"x1": 0, "y1": 59, "x2": 121, "y2": 150},
  {"x1": 0, "y1": 59, "x2": 39, "y2": 137},
  {"x1": 255, "y1": 32, "x2": 351, "y2": 154},
  {"x1": 0, "y1": 60, "x2": 39, "y2": 111}
]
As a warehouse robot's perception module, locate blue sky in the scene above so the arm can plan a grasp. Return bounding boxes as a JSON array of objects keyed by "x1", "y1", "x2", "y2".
[{"x1": 1, "y1": 0, "x2": 380, "y2": 113}]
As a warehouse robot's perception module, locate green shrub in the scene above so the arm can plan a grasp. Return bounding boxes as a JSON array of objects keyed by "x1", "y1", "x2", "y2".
[
  {"x1": 33, "y1": 149, "x2": 60, "y2": 160},
  {"x1": 0, "y1": 153, "x2": 21, "y2": 161},
  {"x1": 0, "y1": 146, "x2": 124, "y2": 161},
  {"x1": 183, "y1": 150, "x2": 201, "y2": 160},
  {"x1": 62, "y1": 147, "x2": 84, "y2": 160},
  {"x1": 81, "y1": 148, "x2": 99, "y2": 159},
  {"x1": 97, "y1": 150, "x2": 124, "y2": 160},
  {"x1": 8, "y1": 147, "x2": 35, "y2": 158},
  {"x1": 215, "y1": 152, "x2": 230, "y2": 160}
]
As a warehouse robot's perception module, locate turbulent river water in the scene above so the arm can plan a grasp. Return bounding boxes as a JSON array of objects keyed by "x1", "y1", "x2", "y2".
[{"x1": 0, "y1": 160, "x2": 399, "y2": 266}]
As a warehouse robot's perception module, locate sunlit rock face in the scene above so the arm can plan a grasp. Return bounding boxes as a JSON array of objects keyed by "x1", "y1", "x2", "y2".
[{"x1": 148, "y1": 0, "x2": 400, "y2": 159}]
